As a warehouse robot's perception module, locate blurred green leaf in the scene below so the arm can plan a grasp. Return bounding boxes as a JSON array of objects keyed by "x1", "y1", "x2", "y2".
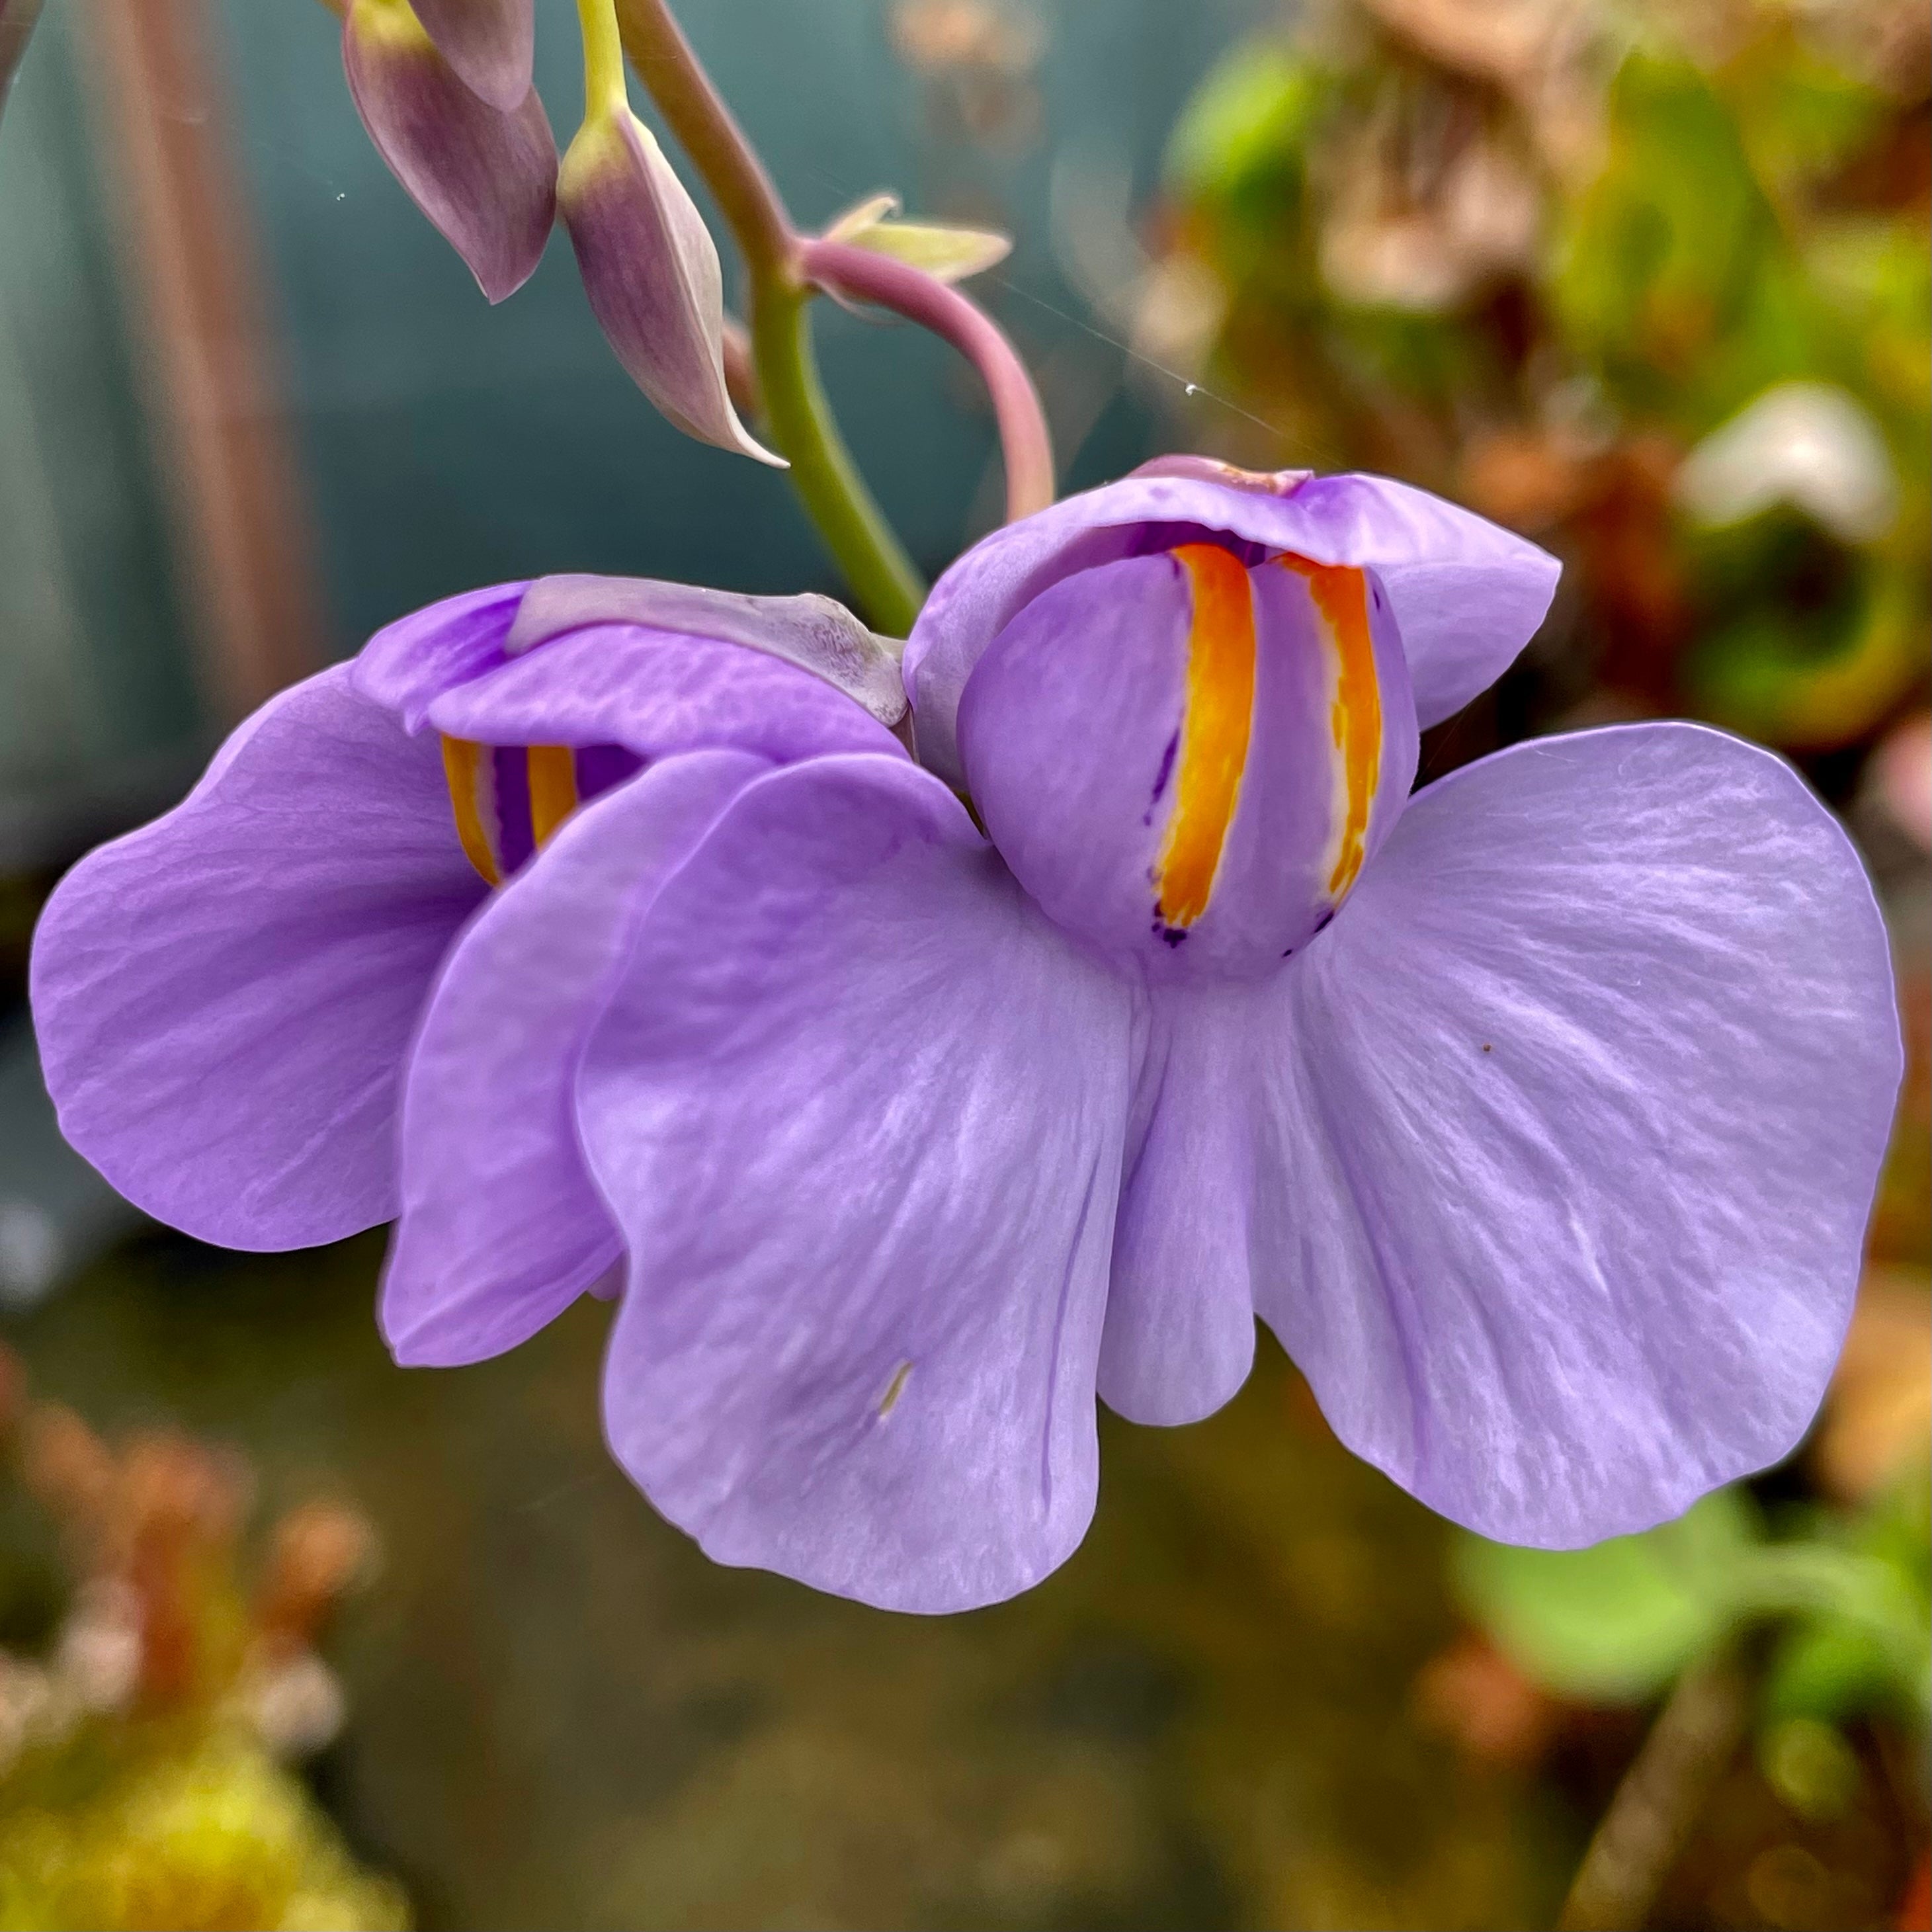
[
  {"x1": 1751, "y1": 1475, "x2": 1932, "y2": 1723},
  {"x1": 1764, "y1": 1615, "x2": 1909, "y2": 1726},
  {"x1": 1552, "y1": 54, "x2": 1792, "y2": 425},
  {"x1": 1165, "y1": 44, "x2": 1325, "y2": 200},
  {"x1": 1721, "y1": 27, "x2": 1886, "y2": 202},
  {"x1": 1459, "y1": 1466, "x2": 1930, "y2": 1719},
  {"x1": 1758, "y1": 1714, "x2": 1864, "y2": 1821},
  {"x1": 1161, "y1": 0, "x2": 1928, "y2": 755},
  {"x1": 1806, "y1": 220, "x2": 1932, "y2": 429},
  {"x1": 1689, "y1": 556, "x2": 1922, "y2": 751},
  {"x1": 1452, "y1": 1490, "x2": 1759, "y2": 1702}
]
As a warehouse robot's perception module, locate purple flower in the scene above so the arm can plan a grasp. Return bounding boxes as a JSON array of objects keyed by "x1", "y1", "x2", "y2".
[{"x1": 30, "y1": 464, "x2": 1901, "y2": 1615}]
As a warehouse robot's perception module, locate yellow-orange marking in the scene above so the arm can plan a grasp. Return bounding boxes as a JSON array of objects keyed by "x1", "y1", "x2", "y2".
[
  {"x1": 1280, "y1": 555, "x2": 1381, "y2": 898},
  {"x1": 526, "y1": 745, "x2": 579, "y2": 848},
  {"x1": 441, "y1": 735, "x2": 501, "y2": 886},
  {"x1": 1154, "y1": 544, "x2": 1257, "y2": 929}
]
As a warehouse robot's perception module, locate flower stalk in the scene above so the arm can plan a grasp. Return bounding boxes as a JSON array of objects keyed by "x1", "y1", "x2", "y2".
[
  {"x1": 572, "y1": 0, "x2": 625, "y2": 118},
  {"x1": 800, "y1": 237, "x2": 1054, "y2": 524},
  {"x1": 612, "y1": 0, "x2": 924, "y2": 634}
]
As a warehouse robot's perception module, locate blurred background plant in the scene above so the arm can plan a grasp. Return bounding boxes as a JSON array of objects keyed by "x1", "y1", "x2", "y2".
[
  {"x1": 0, "y1": 0, "x2": 1924, "y2": 1927},
  {"x1": 0, "y1": 1345, "x2": 402, "y2": 1930},
  {"x1": 1140, "y1": 6, "x2": 1931, "y2": 1921},
  {"x1": 1425, "y1": 1304, "x2": 1929, "y2": 1929},
  {"x1": 1150, "y1": 0, "x2": 1929, "y2": 767}
]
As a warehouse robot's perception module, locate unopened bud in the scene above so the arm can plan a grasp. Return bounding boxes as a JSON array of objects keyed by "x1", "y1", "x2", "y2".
[
  {"x1": 559, "y1": 106, "x2": 782, "y2": 465},
  {"x1": 344, "y1": 0, "x2": 556, "y2": 304}
]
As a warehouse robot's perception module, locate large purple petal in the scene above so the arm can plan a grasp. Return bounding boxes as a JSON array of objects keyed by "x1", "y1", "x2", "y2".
[
  {"x1": 1102, "y1": 987, "x2": 1261, "y2": 1425},
  {"x1": 1116, "y1": 723, "x2": 1900, "y2": 1543},
  {"x1": 905, "y1": 463, "x2": 1558, "y2": 784},
  {"x1": 383, "y1": 749, "x2": 769, "y2": 1367},
  {"x1": 30, "y1": 667, "x2": 485, "y2": 1249},
  {"x1": 577, "y1": 755, "x2": 1132, "y2": 1613}
]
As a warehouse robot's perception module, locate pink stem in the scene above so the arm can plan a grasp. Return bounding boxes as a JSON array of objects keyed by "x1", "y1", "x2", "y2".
[{"x1": 799, "y1": 237, "x2": 1056, "y2": 525}]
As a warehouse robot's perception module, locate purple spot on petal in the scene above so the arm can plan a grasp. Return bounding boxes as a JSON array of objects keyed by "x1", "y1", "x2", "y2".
[{"x1": 1150, "y1": 730, "x2": 1179, "y2": 806}]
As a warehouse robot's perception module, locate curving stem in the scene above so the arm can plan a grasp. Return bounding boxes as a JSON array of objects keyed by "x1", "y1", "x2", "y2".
[
  {"x1": 611, "y1": 0, "x2": 925, "y2": 636},
  {"x1": 800, "y1": 239, "x2": 1055, "y2": 525}
]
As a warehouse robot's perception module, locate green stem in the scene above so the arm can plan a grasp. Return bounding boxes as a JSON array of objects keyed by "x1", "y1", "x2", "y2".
[
  {"x1": 750, "y1": 281, "x2": 926, "y2": 636},
  {"x1": 612, "y1": 0, "x2": 925, "y2": 634},
  {"x1": 574, "y1": 0, "x2": 629, "y2": 118}
]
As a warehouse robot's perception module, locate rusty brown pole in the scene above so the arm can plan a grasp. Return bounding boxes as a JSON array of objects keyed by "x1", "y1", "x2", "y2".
[{"x1": 71, "y1": 0, "x2": 328, "y2": 720}]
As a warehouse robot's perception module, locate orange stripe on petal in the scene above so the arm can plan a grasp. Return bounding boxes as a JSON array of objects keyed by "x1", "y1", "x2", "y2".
[
  {"x1": 1155, "y1": 544, "x2": 1257, "y2": 929},
  {"x1": 526, "y1": 744, "x2": 579, "y2": 848},
  {"x1": 441, "y1": 734, "x2": 501, "y2": 886},
  {"x1": 1280, "y1": 556, "x2": 1380, "y2": 898}
]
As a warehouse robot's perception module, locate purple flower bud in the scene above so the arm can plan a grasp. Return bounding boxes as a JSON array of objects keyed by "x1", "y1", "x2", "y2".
[
  {"x1": 343, "y1": 0, "x2": 556, "y2": 305},
  {"x1": 409, "y1": 0, "x2": 534, "y2": 114},
  {"x1": 558, "y1": 107, "x2": 782, "y2": 466}
]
